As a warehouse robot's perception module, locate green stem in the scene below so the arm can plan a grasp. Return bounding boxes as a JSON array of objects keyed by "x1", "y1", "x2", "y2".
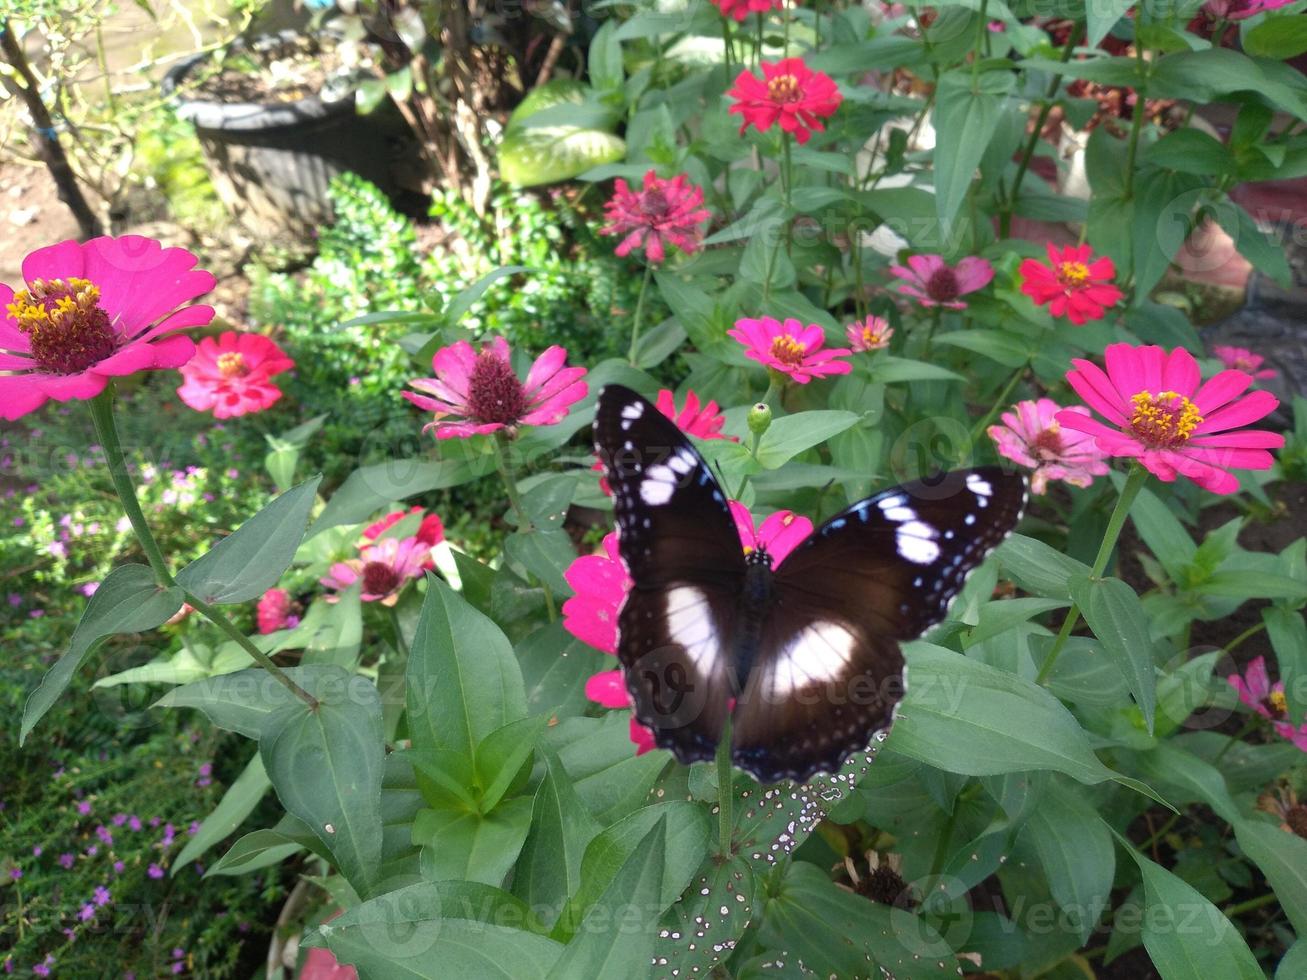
[
  {"x1": 90, "y1": 387, "x2": 318, "y2": 711},
  {"x1": 716, "y1": 714, "x2": 734, "y2": 857},
  {"x1": 1122, "y1": 27, "x2": 1150, "y2": 201},
  {"x1": 1137, "y1": 811, "x2": 1181, "y2": 857},
  {"x1": 967, "y1": 357, "x2": 1029, "y2": 456},
  {"x1": 628, "y1": 262, "x2": 654, "y2": 365},
  {"x1": 494, "y1": 432, "x2": 557, "y2": 621},
  {"x1": 1035, "y1": 465, "x2": 1149, "y2": 684},
  {"x1": 928, "y1": 796, "x2": 961, "y2": 878},
  {"x1": 1223, "y1": 892, "x2": 1279, "y2": 919},
  {"x1": 1223, "y1": 621, "x2": 1266, "y2": 654},
  {"x1": 970, "y1": 0, "x2": 990, "y2": 85},
  {"x1": 388, "y1": 606, "x2": 410, "y2": 659},
  {"x1": 1214, "y1": 717, "x2": 1261, "y2": 763}
]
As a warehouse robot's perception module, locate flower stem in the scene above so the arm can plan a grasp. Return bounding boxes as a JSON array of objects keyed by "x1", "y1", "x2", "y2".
[
  {"x1": 493, "y1": 431, "x2": 557, "y2": 621},
  {"x1": 1224, "y1": 892, "x2": 1280, "y2": 919},
  {"x1": 1214, "y1": 717, "x2": 1261, "y2": 763},
  {"x1": 628, "y1": 262, "x2": 654, "y2": 366},
  {"x1": 966, "y1": 357, "x2": 1030, "y2": 458},
  {"x1": 1122, "y1": 24, "x2": 1150, "y2": 201},
  {"x1": 1223, "y1": 621, "x2": 1266, "y2": 655},
  {"x1": 1035, "y1": 464, "x2": 1149, "y2": 684},
  {"x1": 89, "y1": 385, "x2": 318, "y2": 712},
  {"x1": 716, "y1": 714, "x2": 734, "y2": 857}
]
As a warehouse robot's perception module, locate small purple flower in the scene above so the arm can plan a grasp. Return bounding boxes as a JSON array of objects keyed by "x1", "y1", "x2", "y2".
[
  {"x1": 160, "y1": 823, "x2": 176, "y2": 847},
  {"x1": 62, "y1": 928, "x2": 76, "y2": 942},
  {"x1": 6, "y1": 593, "x2": 19, "y2": 607},
  {"x1": 58, "y1": 853, "x2": 75, "y2": 869},
  {"x1": 85, "y1": 845, "x2": 98, "y2": 857},
  {"x1": 188, "y1": 821, "x2": 201, "y2": 836},
  {"x1": 96, "y1": 825, "x2": 114, "y2": 845},
  {"x1": 112, "y1": 813, "x2": 127, "y2": 826},
  {"x1": 93, "y1": 885, "x2": 111, "y2": 906},
  {"x1": 195, "y1": 763, "x2": 212, "y2": 789},
  {"x1": 147, "y1": 863, "x2": 164, "y2": 879},
  {"x1": 128, "y1": 815, "x2": 142, "y2": 832},
  {"x1": 79, "y1": 903, "x2": 95, "y2": 921},
  {"x1": 81, "y1": 582, "x2": 100, "y2": 597},
  {"x1": 149, "y1": 817, "x2": 160, "y2": 829},
  {"x1": 8, "y1": 867, "x2": 21, "y2": 881},
  {"x1": 113, "y1": 861, "x2": 125, "y2": 874},
  {"x1": 31, "y1": 845, "x2": 42, "y2": 857},
  {"x1": 29, "y1": 609, "x2": 44, "y2": 619},
  {"x1": 76, "y1": 800, "x2": 92, "y2": 817},
  {"x1": 33, "y1": 965, "x2": 49, "y2": 977}
]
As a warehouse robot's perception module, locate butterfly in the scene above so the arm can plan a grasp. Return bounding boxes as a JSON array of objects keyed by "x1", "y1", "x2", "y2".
[{"x1": 593, "y1": 384, "x2": 1027, "y2": 783}]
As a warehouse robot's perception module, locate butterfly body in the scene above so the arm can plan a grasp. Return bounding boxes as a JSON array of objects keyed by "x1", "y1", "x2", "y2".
[{"x1": 595, "y1": 384, "x2": 1027, "y2": 784}]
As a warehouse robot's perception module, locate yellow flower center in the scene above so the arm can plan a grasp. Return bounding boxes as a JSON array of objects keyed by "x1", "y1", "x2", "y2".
[
  {"x1": 7, "y1": 277, "x2": 116, "y2": 374},
  {"x1": 767, "y1": 74, "x2": 801, "y2": 103},
  {"x1": 769, "y1": 334, "x2": 807, "y2": 366},
  {"x1": 1057, "y1": 261, "x2": 1091, "y2": 288},
  {"x1": 1269, "y1": 689, "x2": 1288, "y2": 718},
  {"x1": 1129, "y1": 390, "x2": 1203, "y2": 447},
  {"x1": 217, "y1": 351, "x2": 247, "y2": 378},
  {"x1": 861, "y1": 326, "x2": 885, "y2": 346}
]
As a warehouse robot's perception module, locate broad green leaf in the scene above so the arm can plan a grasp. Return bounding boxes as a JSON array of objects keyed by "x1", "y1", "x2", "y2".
[
  {"x1": 155, "y1": 665, "x2": 330, "y2": 739},
  {"x1": 934, "y1": 328, "x2": 1031, "y2": 368},
  {"x1": 20, "y1": 563, "x2": 184, "y2": 743},
  {"x1": 1088, "y1": 0, "x2": 1134, "y2": 46},
  {"x1": 868, "y1": 355, "x2": 964, "y2": 384},
  {"x1": 755, "y1": 410, "x2": 860, "y2": 468},
  {"x1": 588, "y1": 18, "x2": 623, "y2": 90},
  {"x1": 517, "y1": 622, "x2": 607, "y2": 719},
  {"x1": 996, "y1": 534, "x2": 1091, "y2": 599},
  {"x1": 475, "y1": 716, "x2": 548, "y2": 811},
  {"x1": 547, "y1": 817, "x2": 670, "y2": 979},
  {"x1": 414, "y1": 797, "x2": 533, "y2": 886},
  {"x1": 1133, "y1": 743, "x2": 1240, "y2": 824},
  {"x1": 1234, "y1": 819, "x2": 1307, "y2": 937},
  {"x1": 206, "y1": 828, "x2": 303, "y2": 877},
  {"x1": 1127, "y1": 482, "x2": 1196, "y2": 584},
  {"x1": 654, "y1": 857, "x2": 757, "y2": 978},
  {"x1": 1022, "y1": 781, "x2": 1113, "y2": 943},
  {"x1": 1119, "y1": 841, "x2": 1262, "y2": 980},
  {"x1": 1020, "y1": 55, "x2": 1144, "y2": 87},
  {"x1": 260, "y1": 667, "x2": 385, "y2": 896},
  {"x1": 1244, "y1": 15, "x2": 1307, "y2": 59},
  {"x1": 407, "y1": 576, "x2": 528, "y2": 764},
  {"x1": 890, "y1": 645, "x2": 1164, "y2": 801},
  {"x1": 173, "y1": 754, "x2": 270, "y2": 872},
  {"x1": 933, "y1": 70, "x2": 1013, "y2": 227},
  {"x1": 505, "y1": 529, "x2": 576, "y2": 596},
  {"x1": 573, "y1": 749, "x2": 670, "y2": 824},
  {"x1": 500, "y1": 126, "x2": 625, "y2": 187},
  {"x1": 310, "y1": 456, "x2": 493, "y2": 536},
  {"x1": 176, "y1": 477, "x2": 320, "y2": 604},
  {"x1": 1279, "y1": 939, "x2": 1307, "y2": 979},
  {"x1": 444, "y1": 265, "x2": 530, "y2": 326},
  {"x1": 1069, "y1": 574, "x2": 1157, "y2": 731},
  {"x1": 1212, "y1": 197, "x2": 1293, "y2": 287},
  {"x1": 1143, "y1": 128, "x2": 1235, "y2": 177},
  {"x1": 300, "y1": 590, "x2": 363, "y2": 668},
  {"x1": 316, "y1": 915, "x2": 562, "y2": 978},
  {"x1": 513, "y1": 746, "x2": 603, "y2": 926}
]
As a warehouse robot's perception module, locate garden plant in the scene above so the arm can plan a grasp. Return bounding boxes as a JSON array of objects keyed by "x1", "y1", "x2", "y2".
[{"x1": 5, "y1": 0, "x2": 1307, "y2": 978}]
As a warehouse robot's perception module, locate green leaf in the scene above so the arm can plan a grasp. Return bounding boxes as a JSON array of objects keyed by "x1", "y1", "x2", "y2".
[
  {"x1": 1020, "y1": 55, "x2": 1143, "y2": 87},
  {"x1": 1143, "y1": 128, "x2": 1235, "y2": 177},
  {"x1": 1128, "y1": 483, "x2": 1196, "y2": 584},
  {"x1": 176, "y1": 477, "x2": 321, "y2": 604},
  {"x1": 588, "y1": 18, "x2": 624, "y2": 90},
  {"x1": 173, "y1": 755, "x2": 270, "y2": 872},
  {"x1": 996, "y1": 534, "x2": 1091, "y2": 599},
  {"x1": 505, "y1": 529, "x2": 576, "y2": 596},
  {"x1": 513, "y1": 746, "x2": 603, "y2": 926},
  {"x1": 500, "y1": 125, "x2": 625, "y2": 187},
  {"x1": 1088, "y1": 0, "x2": 1134, "y2": 47},
  {"x1": 890, "y1": 645, "x2": 1165, "y2": 801},
  {"x1": 1244, "y1": 15, "x2": 1307, "y2": 59},
  {"x1": 547, "y1": 816, "x2": 671, "y2": 979},
  {"x1": 407, "y1": 576, "x2": 528, "y2": 764},
  {"x1": 317, "y1": 915, "x2": 562, "y2": 978},
  {"x1": 1234, "y1": 819, "x2": 1307, "y2": 937},
  {"x1": 868, "y1": 355, "x2": 964, "y2": 384},
  {"x1": 517, "y1": 622, "x2": 608, "y2": 719},
  {"x1": 206, "y1": 828, "x2": 303, "y2": 877},
  {"x1": 1069, "y1": 575, "x2": 1157, "y2": 732},
  {"x1": 414, "y1": 796, "x2": 533, "y2": 886},
  {"x1": 1212, "y1": 197, "x2": 1292, "y2": 287},
  {"x1": 443, "y1": 265, "x2": 531, "y2": 327},
  {"x1": 260, "y1": 667, "x2": 385, "y2": 896},
  {"x1": 754, "y1": 410, "x2": 860, "y2": 468},
  {"x1": 1279, "y1": 939, "x2": 1307, "y2": 980},
  {"x1": 653, "y1": 857, "x2": 757, "y2": 977},
  {"x1": 310, "y1": 456, "x2": 493, "y2": 536},
  {"x1": 934, "y1": 329, "x2": 1031, "y2": 368},
  {"x1": 932, "y1": 70, "x2": 1012, "y2": 229},
  {"x1": 1022, "y1": 781, "x2": 1114, "y2": 943},
  {"x1": 475, "y1": 716, "x2": 548, "y2": 812},
  {"x1": 1133, "y1": 743, "x2": 1239, "y2": 823},
  {"x1": 1118, "y1": 840, "x2": 1263, "y2": 980},
  {"x1": 20, "y1": 563, "x2": 184, "y2": 743},
  {"x1": 573, "y1": 749, "x2": 671, "y2": 824}
]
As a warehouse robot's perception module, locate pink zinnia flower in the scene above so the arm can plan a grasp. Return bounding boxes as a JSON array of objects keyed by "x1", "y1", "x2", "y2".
[
  {"x1": 711, "y1": 0, "x2": 784, "y2": 20},
  {"x1": 1213, "y1": 345, "x2": 1276, "y2": 380},
  {"x1": 601, "y1": 171, "x2": 711, "y2": 264},
  {"x1": 565, "y1": 505, "x2": 813, "y2": 755},
  {"x1": 1229, "y1": 656, "x2": 1290, "y2": 722},
  {"x1": 1277, "y1": 721, "x2": 1307, "y2": 752},
  {"x1": 727, "y1": 58, "x2": 843, "y2": 145},
  {"x1": 987, "y1": 398, "x2": 1110, "y2": 495},
  {"x1": 1058, "y1": 343, "x2": 1283, "y2": 494},
  {"x1": 846, "y1": 315, "x2": 893, "y2": 352},
  {"x1": 728, "y1": 316, "x2": 852, "y2": 383},
  {"x1": 361, "y1": 507, "x2": 444, "y2": 569},
  {"x1": 1203, "y1": 0, "x2": 1292, "y2": 19},
  {"x1": 1019, "y1": 244, "x2": 1123, "y2": 325},
  {"x1": 320, "y1": 535, "x2": 431, "y2": 605},
  {"x1": 404, "y1": 337, "x2": 587, "y2": 440},
  {"x1": 889, "y1": 254, "x2": 994, "y2": 310},
  {"x1": 256, "y1": 588, "x2": 296, "y2": 634},
  {"x1": 1, "y1": 236, "x2": 214, "y2": 420},
  {"x1": 176, "y1": 331, "x2": 293, "y2": 418}
]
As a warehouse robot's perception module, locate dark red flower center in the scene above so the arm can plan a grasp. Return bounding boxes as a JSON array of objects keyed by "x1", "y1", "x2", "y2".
[
  {"x1": 766, "y1": 74, "x2": 803, "y2": 103},
  {"x1": 639, "y1": 188, "x2": 671, "y2": 221},
  {"x1": 925, "y1": 268, "x2": 960, "y2": 302},
  {"x1": 362, "y1": 561, "x2": 401, "y2": 596},
  {"x1": 8, "y1": 277, "x2": 116, "y2": 374},
  {"x1": 1030, "y1": 425, "x2": 1066, "y2": 460},
  {"x1": 467, "y1": 349, "x2": 527, "y2": 426},
  {"x1": 859, "y1": 865, "x2": 913, "y2": 908}
]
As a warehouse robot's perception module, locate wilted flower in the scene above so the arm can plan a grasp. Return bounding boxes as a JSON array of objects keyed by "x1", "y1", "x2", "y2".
[{"x1": 601, "y1": 171, "x2": 710, "y2": 264}]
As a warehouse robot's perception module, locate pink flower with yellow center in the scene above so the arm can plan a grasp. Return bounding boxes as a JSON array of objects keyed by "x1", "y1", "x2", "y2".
[
  {"x1": 404, "y1": 337, "x2": 587, "y2": 439},
  {"x1": 1019, "y1": 244, "x2": 1123, "y2": 325},
  {"x1": 176, "y1": 331, "x2": 293, "y2": 418},
  {"x1": 1058, "y1": 343, "x2": 1283, "y2": 494},
  {"x1": 727, "y1": 58, "x2": 843, "y2": 145},
  {"x1": 1, "y1": 236, "x2": 214, "y2": 420},
  {"x1": 846, "y1": 315, "x2": 893, "y2": 352},
  {"x1": 1213, "y1": 345, "x2": 1276, "y2": 380},
  {"x1": 889, "y1": 254, "x2": 994, "y2": 310},
  {"x1": 320, "y1": 535, "x2": 432, "y2": 605},
  {"x1": 728, "y1": 316, "x2": 852, "y2": 383},
  {"x1": 565, "y1": 505, "x2": 813, "y2": 755},
  {"x1": 601, "y1": 171, "x2": 711, "y2": 264},
  {"x1": 987, "y1": 398, "x2": 1109, "y2": 495},
  {"x1": 1229, "y1": 656, "x2": 1290, "y2": 722}
]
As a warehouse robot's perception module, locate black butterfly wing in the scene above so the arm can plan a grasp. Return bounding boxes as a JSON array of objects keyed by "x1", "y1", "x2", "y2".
[
  {"x1": 595, "y1": 385, "x2": 746, "y2": 764},
  {"x1": 732, "y1": 467, "x2": 1027, "y2": 782}
]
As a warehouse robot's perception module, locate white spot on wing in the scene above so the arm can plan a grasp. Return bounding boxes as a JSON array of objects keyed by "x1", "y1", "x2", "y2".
[
  {"x1": 622, "y1": 401, "x2": 645, "y2": 420},
  {"x1": 767, "y1": 621, "x2": 857, "y2": 699},
  {"x1": 666, "y1": 586, "x2": 720, "y2": 674},
  {"x1": 966, "y1": 473, "x2": 993, "y2": 497},
  {"x1": 897, "y1": 519, "x2": 940, "y2": 565},
  {"x1": 882, "y1": 505, "x2": 916, "y2": 522},
  {"x1": 668, "y1": 447, "x2": 696, "y2": 475},
  {"x1": 641, "y1": 479, "x2": 674, "y2": 505}
]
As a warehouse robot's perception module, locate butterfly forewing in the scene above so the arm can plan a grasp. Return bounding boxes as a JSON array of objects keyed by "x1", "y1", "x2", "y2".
[{"x1": 595, "y1": 385, "x2": 747, "y2": 764}]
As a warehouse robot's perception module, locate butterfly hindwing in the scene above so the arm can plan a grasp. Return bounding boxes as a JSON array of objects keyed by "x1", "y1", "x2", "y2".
[
  {"x1": 595, "y1": 385, "x2": 746, "y2": 764},
  {"x1": 731, "y1": 467, "x2": 1026, "y2": 782}
]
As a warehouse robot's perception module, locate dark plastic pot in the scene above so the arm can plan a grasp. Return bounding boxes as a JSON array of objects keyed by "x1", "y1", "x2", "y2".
[{"x1": 163, "y1": 34, "x2": 426, "y2": 239}]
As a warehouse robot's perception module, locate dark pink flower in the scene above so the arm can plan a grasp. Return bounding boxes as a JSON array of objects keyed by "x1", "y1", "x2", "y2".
[
  {"x1": 176, "y1": 331, "x2": 293, "y2": 418},
  {"x1": 1203, "y1": 0, "x2": 1292, "y2": 19},
  {"x1": 1, "y1": 236, "x2": 213, "y2": 420},
  {"x1": 987, "y1": 398, "x2": 1109, "y2": 495},
  {"x1": 1213, "y1": 345, "x2": 1276, "y2": 380},
  {"x1": 890, "y1": 254, "x2": 994, "y2": 310},
  {"x1": 404, "y1": 337, "x2": 587, "y2": 439},
  {"x1": 361, "y1": 507, "x2": 445, "y2": 568},
  {"x1": 1058, "y1": 343, "x2": 1283, "y2": 494},
  {"x1": 1019, "y1": 244, "x2": 1122, "y2": 325},
  {"x1": 1229, "y1": 656, "x2": 1289, "y2": 721},
  {"x1": 256, "y1": 588, "x2": 295, "y2": 634},
  {"x1": 601, "y1": 171, "x2": 710, "y2": 264},
  {"x1": 728, "y1": 58, "x2": 843, "y2": 145},
  {"x1": 711, "y1": 0, "x2": 784, "y2": 20},
  {"x1": 321, "y1": 535, "x2": 431, "y2": 605},
  {"x1": 728, "y1": 316, "x2": 851, "y2": 383}
]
